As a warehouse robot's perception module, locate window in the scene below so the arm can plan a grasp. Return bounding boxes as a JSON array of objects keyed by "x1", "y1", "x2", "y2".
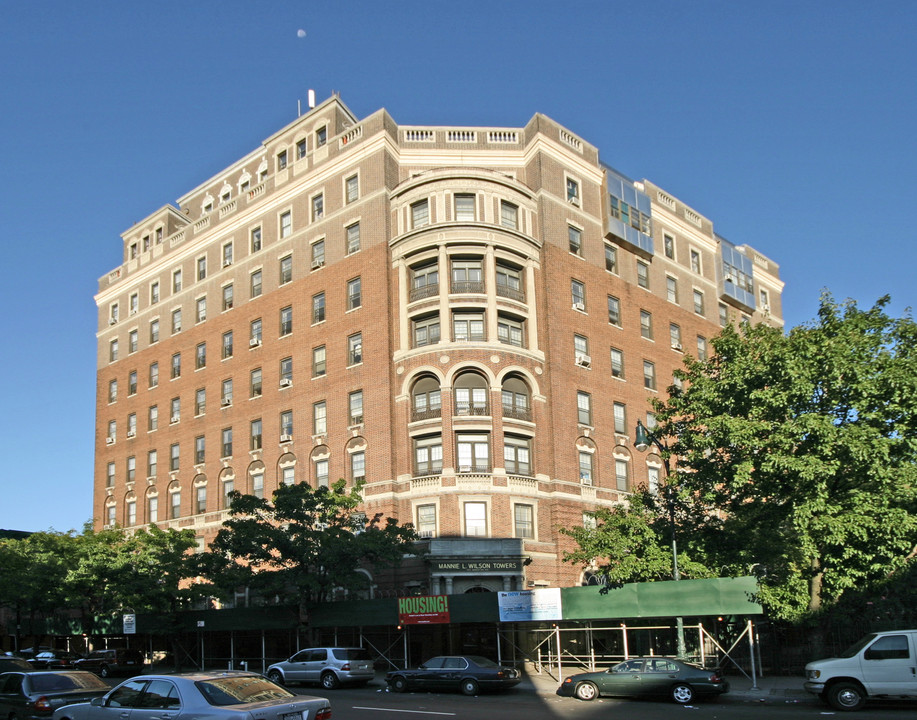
[
  {"x1": 346, "y1": 277, "x2": 362, "y2": 310},
  {"x1": 451, "y1": 258, "x2": 483, "y2": 293},
  {"x1": 697, "y1": 335, "x2": 708, "y2": 361},
  {"x1": 148, "y1": 405, "x2": 158, "y2": 431},
  {"x1": 194, "y1": 435, "x2": 205, "y2": 464},
  {"x1": 170, "y1": 352, "x2": 181, "y2": 379},
  {"x1": 280, "y1": 306, "x2": 293, "y2": 336},
  {"x1": 280, "y1": 210, "x2": 292, "y2": 238},
  {"x1": 149, "y1": 318, "x2": 160, "y2": 344},
  {"x1": 413, "y1": 314, "x2": 440, "y2": 347},
  {"x1": 126, "y1": 500, "x2": 136, "y2": 527},
  {"x1": 107, "y1": 419, "x2": 116, "y2": 443},
  {"x1": 251, "y1": 226, "x2": 262, "y2": 253},
  {"x1": 583, "y1": 512, "x2": 597, "y2": 530},
  {"x1": 574, "y1": 334, "x2": 589, "y2": 360},
  {"x1": 571, "y1": 279, "x2": 586, "y2": 309},
  {"x1": 670, "y1": 323, "x2": 682, "y2": 350},
  {"x1": 607, "y1": 295, "x2": 621, "y2": 326},
  {"x1": 280, "y1": 410, "x2": 293, "y2": 438},
  {"x1": 454, "y1": 193, "x2": 475, "y2": 222},
  {"x1": 610, "y1": 348, "x2": 624, "y2": 379},
  {"x1": 171, "y1": 308, "x2": 182, "y2": 334},
  {"x1": 169, "y1": 443, "x2": 180, "y2": 471},
  {"x1": 604, "y1": 243, "x2": 618, "y2": 273},
  {"x1": 666, "y1": 276, "x2": 678, "y2": 304},
  {"x1": 195, "y1": 342, "x2": 206, "y2": 369},
  {"x1": 108, "y1": 378, "x2": 118, "y2": 403},
  {"x1": 195, "y1": 388, "x2": 206, "y2": 416},
  {"x1": 346, "y1": 223, "x2": 361, "y2": 254},
  {"x1": 127, "y1": 329, "x2": 137, "y2": 354},
  {"x1": 312, "y1": 292, "x2": 325, "y2": 323},
  {"x1": 760, "y1": 288, "x2": 770, "y2": 310},
  {"x1": 250, "y1": 368, "x2": 262, "y2": 398},
  {"x1": 222, "y1": 242, "x2": 233, "y2": 267},
  {"x1": 690, "y1": 249, "x2": 701, "y2": 274},
  {"x1": 170, "y1": 491, "x2": 181, "y2": 519},
  {"x1": 146, "y1": 496, "x2": 157, "y2": 523},
  {"x1": 464, "y1": 501, "x2": 487, "y2": 536},
  {"x1": 411, "y1": 199, "x2": 429, "y2": 228},
  {"x1": 197, "y1": 256, "x2": 207, "y2": 281},
  {"x1": 195, "y1": 486, "x2": 206, "y2": 514},
  {"x1": 316, "y1": 126, "x2": 327, "y2": 146},
  {"x1": 568, "y1": 225, "x2": 582, "y2": 255},
  {"x1": 126, "y1": 455, "x2": 136, "y2": 483},
  {"x1": 504, "y1": 436, "x2": 531, "y2": 476},
  {"x1": 566, "y1": 177, "x2": 580, "y2": 205},
  {"x1": 129, "y1": 293, "x2": 139, "y2": 315},
  {"x1": 313, "y1": 401, "x2": 327, "y2": 434},
  {"x1": 280, "y1": 356, "x2": 293, "y2": 386},
  {"x1": 453, "y1": 312, "x2": 485, "y2": 342},
  {"x1": 148, "y1": 281, "x2": 159, "y2": 305},
  {"x1": 497, "y1": 316, "x2": 524, "y2": 346},
  {"x1": 311, "y1": 193, "x2": 324, "y2": 221},
  {"x1": 279, "y1": 255, "x2": 293, "y2": 285},
  {"x1": 149, "y1": 361, "x2": 160, "y2": 388},
  {"x1": 351, "y1": 450, "x2": 365, "y2": 483},
  {"x1": 109, "y1": 338, "x2": 118, "y2": 362},
  {"x1": 281, "y1": 467, "x2": 294, "y2": 486},
  {"x1": 172, "y1": 269, "x2": 182, "y2": 293},
  {"x1": 647, "y1": 465, "x2": 660, "y2": 493},
  {"x1": 643, "y1": 360, "x2": 657, "y2": 390},
  {"x1": 250, "y1": 269, "x2": 262, "y2": 298},
  {"x1": 106, "y1": 504, "x2": 116, "y2": 526},
  {"x1": 315, "y1": 459, "x2": 329, "y2": 487},
  {"x1": 577, "y1": 391, "x2": 592, "y2": 426},
  {"x1": 455, "y1": 375, "x2": 488, "y2": 416},
  {"x1": 579, "y1": 448, "x2": 593, "y2": 480},
  {"x1": 221, "y1": 378, "x2": 233, "y2": 407},
  {"x1": 126, "y1": 414, "x2": 137, "y2": 439},
  {"x1": 222, "y1": 331, "x2": 233, "y2": 359},
  {"x1": 613, "y1": 402, "x2": 627, "y2": 434},
  {"x1": 250, "y1": 318, "x2": 262, "y2": 346},
  {"x1": 297, "y1": 138, "x2": 307, "y2": 160},
  {"x1": 693, "y1": 289, "x2": 705, "y2": 316},
  {"x1": 345, "y1": 174, "x2": 359, "y2": 203},
  {"x1": 349, "y1": 390, "x2": 363, "y2": 425},
  {"x1": 640, "y1": 310, "x2": 653, "y2": 340},
  {"x1": 196, "y1": 297, "x2": 206, "y2": 323},
  {"x1": 414, "y1": 435, "x2": 443, "y2": 476},
  {"x1": 348, "y1": 333, "x2": 363, "y2": 365},
  {"x1": 500, "y1": 201, "x2": 518, "y2": 229},
  {"x1": 514, "y1": 503, "x2": 534, "y2": 539},
  {"x1": 128, "y1": 371, "x2": 137, "y2": 396},
  {"x1": 416, "y1": 504, "x2": 436, "y2": 538},
  {"x1": 277, "y1": 149, "x2": 288, "y2": 170},
  {"x1": 147, "y1": 450, "x2": 157, "y2": 478},
  {"x1": 495, "y1": 263, "x2": 522, "y2": 301},
  {"x1": 637, "y1": 261, "x2": 649, "y2": 289},
  {"x1": 664, "y1": 234, "x2": 675, "y2": 259},
  {"x1": 412, "y1": 377, "x2": 442, "y2": 420},
  {"x1": 615, "y1": 459, "x2": 629, "y2": 491},
  {"x1": 311, "y1": 239, "x2": 325, "y2": 268},
  {"x1": 250, "y1": 419, "x2": 262, "y2": 450},
  {"x1": 312, "y1": 346, "x2": 326, "y2": 377},
  {"x1": 718, "y1": 303, "x2": 728, "y2": 327}
]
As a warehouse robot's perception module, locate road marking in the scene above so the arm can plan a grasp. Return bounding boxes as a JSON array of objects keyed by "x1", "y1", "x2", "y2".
[{"x1": 352, "y1": 707, "x2": 456, "y2": 716}]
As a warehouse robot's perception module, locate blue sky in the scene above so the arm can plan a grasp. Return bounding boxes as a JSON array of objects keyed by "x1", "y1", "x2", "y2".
[{"x1": 1, "y1": 1, "x2": 914, "y2": 532}]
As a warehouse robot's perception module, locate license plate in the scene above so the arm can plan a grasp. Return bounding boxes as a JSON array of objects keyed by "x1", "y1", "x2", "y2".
[{"x1": 282, "y1": 712, "x2": 302, "y2": 720}]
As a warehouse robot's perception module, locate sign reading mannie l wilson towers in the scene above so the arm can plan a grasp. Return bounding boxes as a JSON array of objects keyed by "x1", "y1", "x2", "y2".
[{"x1": 398, "y1": 595, "x2": 451, "y2": 625}]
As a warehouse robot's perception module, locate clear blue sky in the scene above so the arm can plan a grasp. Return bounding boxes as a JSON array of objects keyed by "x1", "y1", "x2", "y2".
[{"x1": 1, "y1": 1, "x2": 914, "y2": 532}]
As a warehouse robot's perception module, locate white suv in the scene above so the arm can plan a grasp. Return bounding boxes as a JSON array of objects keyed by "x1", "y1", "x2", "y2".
[
  {"x1": 267, "y1": 647, "x2": 374, "y2": 689},
  {"x1": 805, "y1": 629, "x2": 917, "y2": 710}
]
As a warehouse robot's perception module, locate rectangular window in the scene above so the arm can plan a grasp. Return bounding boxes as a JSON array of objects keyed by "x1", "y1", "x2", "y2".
[
  {"x1": 313, "y1": 401, "x2": 327, "y2": 435},
  {"x1": 514, "y1": 503, "x2": 534, "y2": 539},
  {"x1": 348, "y1": 332, "x2": 363, "y2": 365},
  {"x1": 349, "y1": 390, "x2": 363, "y2": 425},
  {"x1": 251, "y1": 226, "x2": 262, "y2": 253},
  {"x1": 311, "y1": 239, "x2": 325, "y2": 268},
  {"x1": 171, "y1": 352, "x2": 181, "y2": 379},
  {"x1": 693, "y1": 289, "x2": 705, "y2": 316},
  {"x1": 277, "y1": 149, "x2": 287, "y2": 170},
  {"x1": 719, "y1": 303, "x2": 728, "y2": 327},
  {"x1": 169, "y1": 443, "x2": 180, "y2": 471},
  {"x1": 196, "y1": 297, "x2": 206, "y2": 323},
  {"x1": 670, "y1": 323, "x2": 682, "y2": 350},
  {"x1": 690, "y1": 249, "x2": 701, "y2": 274},
  {"x1": 613, "y1": 402, "x2": 627, "y2": 434},
  {"x1": 566, "y1": 177, "x2": 580, "y2": 205},
  {"x1": 108, "y1": 379, "x2": 118, "y2": 403},
  {"x1": 412, "y1": 199, "x2": 430, "y2": 228},
  {"x1": 604, "y1": 243, "x2": 617, "y2": 273},
  {"x1": 637, "y1": 260, "x2": 649, "y2": 289},
  {"x1": 250, "y1": 269, "x2": 262, "y2": 298},
  {"x1": 170, "y1": 397, "x2": 180, "y2": 423},
  {"x1": 615, "y1": 459, "x2": 629, "y2": 491},
  {"x1": 127, "y1": 456, "x2": 136, "y2": 482},
  {"x1": 571, "y1": 279, "x2": 586, "y2": 309},
  {"x1": 316, "y1": 126, "x2": 327, "y2": 146},
  {"x1": 250, "y1": 419, "x2": 262, "y2": 450},
  {"x1": 312, "y1": 292, "x2": 325, "y2": 323},
  {"x1": 297, "y1": 139, "x2": 307, "y2": 160},
  {"x1": 666, "y1": 276, "x2": 678, "y2": 304},
  {"x1": 574, "y1": 333, "x2": 589, "y2": 358},
  {"x1": 195, "y1": 342, "x2": 206, "y2": 369},
  {"x1": 347, "y1": 277, "x2": 362, "y2": 310},
  {"x1": 351, "y1": 451, "x2": 365, "y2": 483},
  {"x1": 315, "y1": 459, "x2": 329, "y2": 487},
  {"x1": 497, "y1": 316, "x2": 524, "y2": 346},
  {"x1": 577, "y1": 391, "x2": 592, "y2": 426},
  {"x1": 195, "y1": 388, "x2": 206, "y2": 416},
  {"x1": 150, "y1": 282, "x2": 160, "y2": 304},
  {"x1": 414, "y1": 435, "x2": 443, "y2": 476},
  {"x1": 503, "y1": 435, "x2": 531, "y2": 475},
  {"x1": 149, "y1": 318, "x2": 160, "y2": 345},
  {"x1": 413, "y1": 315, "x2": 440, "y2": 347},
  {"x1": 127, "y1": 501, "x2": 136, "y2": 526},
  {"x1": 109, "y1": 338, "x2": 118, "y2": 362},
  {"x1": 643, "y1": 360, "x2": 657, "y2": 390},
  {"x1": 312, "y1": 193, "x2": 324, "y2": 221},
  {"x1": 220, "y1": 428, "x2": 233, "y2": 459},
  {"x1": 610, "y1": 348, "x2": 624, "y2": 378},
  {"x1": 454, "y1": 193, "x2": 475, "y2": 222},
  {"x1": 416, "y1": 504, "x2": 436, "y2": 538},
  {"x1": 281, "y1": 467, "x2": 294, "y2": 486},
  {"x1": 697, "y1": 335, "x2": 708, "y2": 361},
  {"x1": 500, "y1": 201, "x2": 518, "y2": 230},
  {"x1": 195, "y1": 435, "x2": 205, "y2": 465},
  {"x1": 279, "y1": 356, "x2": 293, "y2": 386},
  {"x1": 640, "y1": 310, "x2": 653, "y2": 340},
  {"x1": 279, "y1": 255, "x2": 293, "y2": 285},
  {"x1": 579, "y1": 450, "x2": 593, "y2": 484},
  {"x1": 453, "y1": 312, "x2": 485, "y2": 342},
  {"x1": 250, "y1": 318, "x2": 262, "y2": 346},
  {"x1": 345, "y1": 174, "x2": 359, "y2": 203},
  {"x1": 607, "y1": 295, "x2": 621, "y2": 326},
  {"x1": 172, "y1": 269, "x2": 182, "y2": 293},
  {"x1": 495, "y1": 264, "x2": 522, "y2": 301},
  {"x1": 147, "y1": 450, "x2": 157, "y2": 478},
  {"x1": 464, "y1": 501, "x2": 487, "y2": 536},
  {"x1": 128, "y1": 330, "x2": 138, "y2": 354},
  {"x1": 222, "y1": 331, "x2": 233, "y2": 359},
  {"x1": 128, "y1": 371, "x2": 137, "y2": 395},
  {"x1": 197, "y1": 256, "x2": 207, "y2": 281},
  {"x1": 148, "y1": 405, "x2": 158, "y2": 431},
  {"x1": 250, "y1": 368, "x2": 262, "y2": 397},
  {"x1": 222, "y1": 284, "x2": 233, "y2": 311},
  {"x1": 346, "y1": 223, "x2": 361, "y2": 254},
  {"x1": 280, "y1": 210, "x2": 292, "y2": 238},
  {"x1": 450, "y1": 258, "x2": 483, "y2": 293},
  {"x1": 221, "y1": 378, "x2": 233, "y2": 407},
  {"x1": 129, "y1": 293, "x2": 139, "y2": 315},
  {"x1": 664, "y1": 234, "x2": 675, "y2": 259},
  {"x1": 222, "y1": 242, "x2": 233, "y2": 267},
  {"x1": 312, "y1": 345, "x2": 326, "y2": 377},
  {"x1": 568, "y1": 225, "x2": 582, "y2": 255},
  {"x1": 195, "y1": 486, "x2": 206, "y2": 514},
  {"x1": 280, "y1": 410, "x2": 293, "y2": 438},
  {"x1": 171, "y1": 308, "x2": 182, "y2": 334},
  {"x1": 171, "y1": 491, "x2": 181, "y2": 519},
  {"x1": 280, "y1": 305, "x2": 293, "y2": 336}
]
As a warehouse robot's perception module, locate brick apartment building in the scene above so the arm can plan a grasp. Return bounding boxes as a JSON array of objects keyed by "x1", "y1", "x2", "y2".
[{"x1": 94, "y1": 95, "x2": 783, "y2": 599}]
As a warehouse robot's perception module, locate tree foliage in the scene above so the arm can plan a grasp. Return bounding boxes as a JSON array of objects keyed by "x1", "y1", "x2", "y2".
[
  {"x1": 199, "y1": 481, "x2": 417, "y2": 611},
  {"x1": 655, "y1": 294, "x2": 917, "y2": 620}
]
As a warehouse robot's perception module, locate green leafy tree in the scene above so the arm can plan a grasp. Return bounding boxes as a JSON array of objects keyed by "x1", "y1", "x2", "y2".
[
  {"x1": 655, "y1": 294, "x2": 917, "y2": 620},
  {"x1": 200, "y1": 481, "x2": 417, "y2": 614}
]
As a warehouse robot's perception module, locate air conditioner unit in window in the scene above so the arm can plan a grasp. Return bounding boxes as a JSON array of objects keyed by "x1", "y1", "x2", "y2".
[
  {"x1": 575, "y1": 354, "x2": 592, "y2": 368},
  {"x1": 280, "y1": 434, "x2": 292, "y2": 443},
  {"x1": 761, "y1": 303, "x2": 770, "y2": 312},
  {"x1": 311, "y1": 259, "x2": 324, "y2": 269},
  {"x1": 249, "y1": 338, "x2": 261, "y2": 347},
  {"x1": 126, "y1": 430, "x2": 136, "y2": 438},
  {"x1": 573, "y1": 302, "x2": 585, "y2": 311},
  {"x1": 108, "y1": 318, "x2": 117, "y2": 325},
  {"x1": 671, "y1": 342, "x2": 683, "y2": 351},
  {"x1": 223, "y1": 260, "x2": 232, "y2": 267},
  {"x1": 170, "y1": 415, "x2": 180, "y2": 424},
  {"x1": 106, "y1": 437, "x2": 115, "y2": 445},
  {"x1": 279, "y1": 378, "x2": 292, "y2": 388},
  {"x1": 458, "y1": 465, "x2": 472, "y2": 473},
  {"x1": 221, "y1": 398, "x2": 232, "y2": 407}
]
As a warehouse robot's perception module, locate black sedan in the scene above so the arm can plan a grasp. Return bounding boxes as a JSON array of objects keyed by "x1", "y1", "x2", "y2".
[
  {"x1": 29, "y1": 652, "x2": 84, "y2": 670},
  {"x1": 52, "y1": 671, "x2": 331, "y2": 720},
  {"x1": 386, "y1": 655, "x2": 521, "y2": 696},
  {"x1": 0, "y1": 671, "x2": 110, "y2": 720},
  {"x1": 557, "y1": 657, "x2": 729, "y2": 704}
]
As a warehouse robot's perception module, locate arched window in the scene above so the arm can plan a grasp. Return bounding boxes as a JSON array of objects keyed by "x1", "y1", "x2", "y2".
[
  {"x1": 411, "y1": 376, "x2": 442, "y2": 421},
  {"x1": 454, "y1": 371, "x2": 488, "y2": 416},
  {"x1": 501, "y1": 376, "x2": 531, "y2": 421}
]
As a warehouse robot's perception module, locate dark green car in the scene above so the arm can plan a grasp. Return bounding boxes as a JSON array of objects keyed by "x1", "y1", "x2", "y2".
[
  {"x1": 557, "y1": 657, "x2": 729, "y2": 704},
  {"x1": 0, "y1": 672, "x2": 110, "y2": 720}
]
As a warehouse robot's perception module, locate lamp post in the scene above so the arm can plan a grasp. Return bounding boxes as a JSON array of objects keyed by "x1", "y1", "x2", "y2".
[{"x1": 634, "y1": 420, "x2": 686, "y2": 659}]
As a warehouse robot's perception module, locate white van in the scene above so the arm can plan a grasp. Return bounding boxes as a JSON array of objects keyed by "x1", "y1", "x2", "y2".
[{"x1": 804, "y1": 629, "x2": 917, "y2": 710}]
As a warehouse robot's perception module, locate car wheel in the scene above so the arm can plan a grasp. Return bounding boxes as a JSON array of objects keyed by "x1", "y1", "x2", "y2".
[
  {"x1": 321, "y1": 672, "x2": 340, "y2": 690},
  {"x1": 390, "y1": 676, "x2": 408, "y2": 693},
  {"x1": 100, "y1": 665, "x2": 110, "y2": 678},
  {"x1": 460, "y1": 679, "x2": 479, "y2": 696},
  {"x1": 827, "y1": 682, "x2": 866, "y2": 711},
  {"x1": 267, "y1": 670, "x2": 284, "y2": 685},
  {"x1": 575, "y1": 682, "x2": 598, "y2": 701},
  {"x1": 671, "y1": 683, "x2": 695, "y2": 704}
]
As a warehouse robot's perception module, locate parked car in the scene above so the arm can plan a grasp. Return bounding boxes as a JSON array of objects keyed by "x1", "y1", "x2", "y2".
[
  {"x1": 0, "y1": 656, "x2": 34, "y2": 672},
  {"x1": 267, "y1": 647, "x2": 374, "y2": 689},
  {"x1": 29, "y1": 652, "x2": 84, "y2": 670},
  {"x1": 73, "y1": 649, "x2": 144, "y2": 678},
  {"x1": 0, "y1": 671, "x2": 110, "y2": 720},
  {"x1": 385, "y1": 655, "x2": 522, "y2": 695},
  {"x1": 805, "y1": 629, "x2": 917, "y2": 711},
  {"x1": 51, "y1": 671, "x2": 330, "y2": 720},
  {"x1": 556, "y1": 657, "x2": 729, "y2": 704}
]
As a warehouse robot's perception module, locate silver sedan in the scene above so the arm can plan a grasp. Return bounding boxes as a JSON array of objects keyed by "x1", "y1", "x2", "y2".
[{"x1": 52, "y1": 671, "x2": 331, "y2": 720}]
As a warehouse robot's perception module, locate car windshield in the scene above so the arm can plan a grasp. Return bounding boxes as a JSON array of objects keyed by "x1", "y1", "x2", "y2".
[
  {"x1": 31, "y1": 674, "x2": 108, "y2": 692},
  {"x1": 335, "y1": 649, "x2": 370, "y2": 661},
  {"x1": 465, "y1": 656, "x2": 499, "y2": 668},
  {"x1": 196, "y1": 676, "x2": 295, "y2": 706},
  {"x1": 838, "y1": 634, "x2": 877, "y2": 658}
]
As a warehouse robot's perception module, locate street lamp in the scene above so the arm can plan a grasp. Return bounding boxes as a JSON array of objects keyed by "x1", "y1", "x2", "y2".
[{"x1": 634, "y1": 420, "x2": 686, "y2": 659}]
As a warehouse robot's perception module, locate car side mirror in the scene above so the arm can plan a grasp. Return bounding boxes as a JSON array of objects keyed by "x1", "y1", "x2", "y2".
[{"x1": 91, "y1": 698, "x2": 104, "y2": 707}]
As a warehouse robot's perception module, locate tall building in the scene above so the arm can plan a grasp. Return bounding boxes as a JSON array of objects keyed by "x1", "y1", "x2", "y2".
[{"x1": 94, "y1": 95, "x2": 783, "y2": 597}]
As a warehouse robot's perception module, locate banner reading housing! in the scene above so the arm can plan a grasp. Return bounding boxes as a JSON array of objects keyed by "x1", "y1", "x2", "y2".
[{"x1": 398, "y1": 595, "x2": 451, "y2": 625}]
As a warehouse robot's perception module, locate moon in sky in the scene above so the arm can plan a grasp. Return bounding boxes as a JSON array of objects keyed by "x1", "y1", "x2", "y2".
[{"x1": 297, "y1": 29, "x2": 306, "y2": 38}]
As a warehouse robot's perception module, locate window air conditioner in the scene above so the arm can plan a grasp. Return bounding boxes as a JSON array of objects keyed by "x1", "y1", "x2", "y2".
[
  {"x1": 170, "y1": 415, "x2": 180, "y2": 424},
  {"x1": 671, "y1": 342, "x2": 683, "y2": 351},
  {"x1": 221, "y1": 398, "x2": 232, "y2": 407},
  {"x1": 573, "y1": 302, "x2": 585, "y2": 311},
  {"x1": 106, "y1": 437, "x2": 115, "y2": 445},
  {"x1": 249, "y1": 338, "x2": 261, "y2": 347},
  {"x1": 109, "y1": 318, "x2": 117, "y2": 325},
  {"x1": 311, "y1": 260, "x2": 324, "y2": 269},
  {"x1": 279, "y1": 378, "x2": 292, "y2": 388},
  {"x1": 575, "y1": 354, "x2": 592, "y2": 368},
  {"x1": 223, "y1": 260, "x2": 232, "y2": 267},
  {"x1": 280, "y1": 434, "x2": 293, "y2": 443},
  {"x1": 126, "y1": 430, "x2": 136, "y2": 438}
]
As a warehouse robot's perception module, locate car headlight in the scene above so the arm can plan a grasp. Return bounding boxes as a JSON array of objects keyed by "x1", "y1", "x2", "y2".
[{"x1": 808, "y1": 670, "x2": 820, "y2": 680}]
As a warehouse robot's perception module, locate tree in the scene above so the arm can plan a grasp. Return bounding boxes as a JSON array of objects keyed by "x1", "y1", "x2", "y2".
[
  {"x1": 200, "y1": 481, "x2": 417, "y2": 614},
  {"x1": 655, "y1": 294, "x2": 917, "y2": 620}
]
